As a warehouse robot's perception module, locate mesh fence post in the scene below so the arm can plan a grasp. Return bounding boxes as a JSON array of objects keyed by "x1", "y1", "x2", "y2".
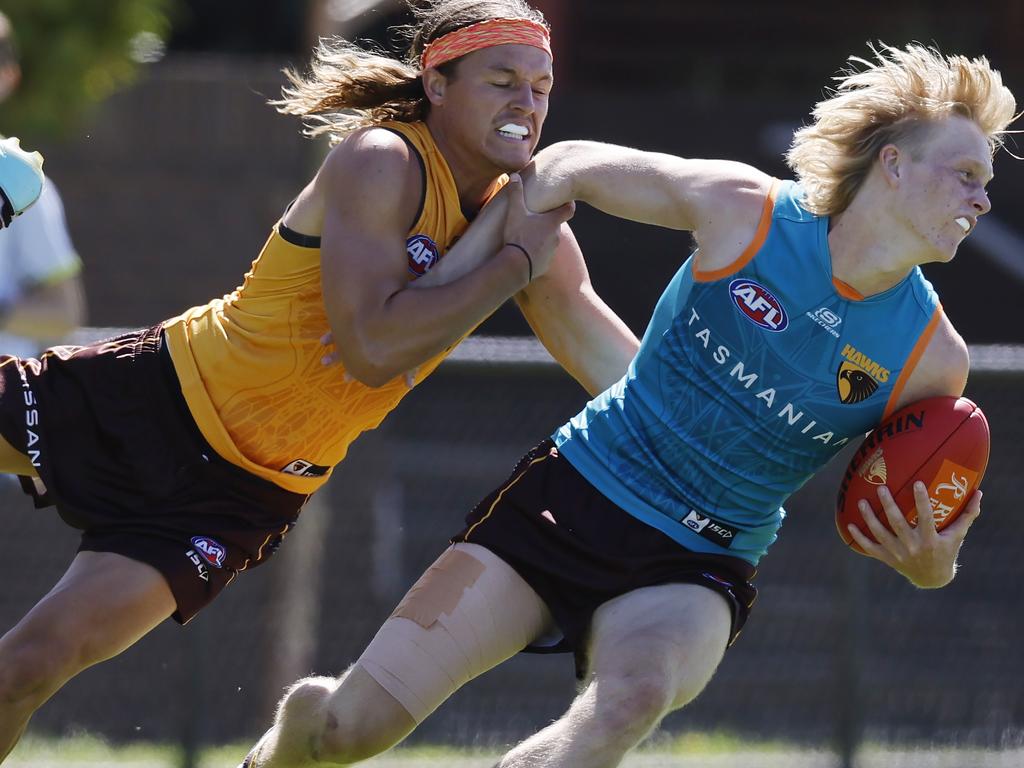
[
  {"x1": 837, "y1": 550, "x2": 868, "y2": 768},
  {"x1": 263, "y1": 491, "x2": 330, "y2": 713},
  {"x1": 180, "y1": 614, "x2": 206, "y2": 768}
]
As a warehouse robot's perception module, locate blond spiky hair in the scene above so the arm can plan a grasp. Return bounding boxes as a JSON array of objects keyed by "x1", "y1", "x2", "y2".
[{"x1": 786, "y1": 43, "x2": 1018, "y2": 216}]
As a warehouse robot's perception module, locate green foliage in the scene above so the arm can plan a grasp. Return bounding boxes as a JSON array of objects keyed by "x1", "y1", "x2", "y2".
[{"x1": 2, "y1": 0, "x2": 177, "y2": 138}]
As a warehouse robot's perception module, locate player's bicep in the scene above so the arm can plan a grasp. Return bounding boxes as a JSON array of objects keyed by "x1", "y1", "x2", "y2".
[
  {"x1": 532, "y1": 142, "x2": 769, "y2": 235},
  {"x1": 894, "y1": 313, "x2": 969, "y2": 408},
  {"x1": 319, "y1": 134, "x2": 421, "y2": 349}
]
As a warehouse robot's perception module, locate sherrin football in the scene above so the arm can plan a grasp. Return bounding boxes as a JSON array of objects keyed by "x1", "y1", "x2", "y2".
[{"x1": 836, "y1": 396, "x2": 989, "y2": 554}]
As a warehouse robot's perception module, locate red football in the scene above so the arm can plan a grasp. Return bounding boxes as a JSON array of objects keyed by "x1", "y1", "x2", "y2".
[{"x1": 836, "y1": 396, "x2": 990, "y2": 554}]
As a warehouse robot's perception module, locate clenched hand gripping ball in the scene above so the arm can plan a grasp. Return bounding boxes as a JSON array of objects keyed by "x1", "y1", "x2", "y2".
[{"x1": 836, "y1": 397, "x2": 989, "y2": 554}]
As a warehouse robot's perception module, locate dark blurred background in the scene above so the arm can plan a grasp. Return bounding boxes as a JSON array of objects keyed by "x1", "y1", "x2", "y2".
[
  {"x1": 5, "y1": 0, "x2": 1023, "y2": 345},
  {"x1": 2, "y1": 1, "x2": 1023, "y2": 764}
]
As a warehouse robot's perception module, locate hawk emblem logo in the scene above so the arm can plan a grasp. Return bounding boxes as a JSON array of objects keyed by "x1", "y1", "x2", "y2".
[{"x1": 837, "y1": 361, "x2": 879, "y2": 404}]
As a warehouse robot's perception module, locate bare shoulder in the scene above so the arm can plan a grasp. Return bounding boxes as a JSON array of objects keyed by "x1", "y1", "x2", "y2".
[
  {"x1": 898, "y1": 311, "x2": 970, "y2": 405},
  {"x1": 320, "y1": 127, "x2": 422, "y2": 192},
  {"x1": 316, "y1": 127, "x2": 424, "y2": 230},
  {"x1": 285, "y1": 127, "x2": 424, "y2": 234},
  {"x1": 927, "y1": 313, "x2": 970, "y2": 391},
  {"x1": 688, "y1": 161, "x2": 776, "y2": 272},
  {"x1": 644, "y1": 155, "x2": 771, "y2": 227}
]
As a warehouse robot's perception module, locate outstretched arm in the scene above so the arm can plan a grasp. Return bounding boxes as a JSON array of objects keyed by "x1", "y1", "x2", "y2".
[
  {"x1": 421, "y1": 140, "x2": 773, "y2": 286},
  {"x1": 525, "y1": 141, "x2": 772, "y2": 233}
]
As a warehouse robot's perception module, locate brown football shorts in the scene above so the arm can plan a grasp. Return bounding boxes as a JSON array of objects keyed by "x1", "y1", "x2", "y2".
[
  {"x1": 0, "y1": 325, "x2": 308, "y2": 623},
  {"x1": 453, "y1": 439, "x2": 757, "y2": 677}
]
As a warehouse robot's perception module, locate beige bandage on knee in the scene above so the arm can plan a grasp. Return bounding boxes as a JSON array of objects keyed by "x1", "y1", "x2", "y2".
[{"x1": 357, "y1": 542, "x2": 552, "y2": 723}]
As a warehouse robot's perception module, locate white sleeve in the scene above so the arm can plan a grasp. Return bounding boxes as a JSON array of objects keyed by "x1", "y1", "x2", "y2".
[{"x1": 7, "y1": 178, "x2": 81, "y2": 290}]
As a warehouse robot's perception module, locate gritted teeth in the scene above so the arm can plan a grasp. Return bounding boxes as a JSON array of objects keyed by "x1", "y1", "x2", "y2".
[
  {"x1": 955, "y1": 216, "x2": 971, "y2": 233},
  {"x1": 497, "y1": 123, "x2": 529, "y2": 139}
]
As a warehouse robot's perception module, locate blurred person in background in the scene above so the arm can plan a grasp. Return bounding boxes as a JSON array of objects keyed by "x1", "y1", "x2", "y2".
[
  {"x1": 0, "y1": 177, "x2": 85, "y2": 358},
  {"x1": 242, "y1": 43, "x2": 1010, "y2": 768},
  {"x1": 0, "y1": 0, "x2": 637, "y2": 759},
  {"x1": 0, "y1": 135, "x2": 44, "y2": 230},
  {"x1": 0, "y1": 11, "x2": 86, "y2": 361}
]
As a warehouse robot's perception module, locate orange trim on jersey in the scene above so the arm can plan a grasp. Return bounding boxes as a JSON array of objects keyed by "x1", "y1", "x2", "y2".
[
  {"x1": 832, "y1": 278, "x2": 865, "y2": 301},
  {"x1": 882, "y1": 305, "x2": 942, "y2": 420},
  {"x1": 463, "y1": 452, "x2": 552, "y2": 540},
  {"x1": 693, "y1": 178, "x2": 779, "y2": 283}
]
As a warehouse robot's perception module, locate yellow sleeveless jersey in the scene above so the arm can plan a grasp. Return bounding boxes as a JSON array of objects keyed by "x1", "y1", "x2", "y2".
[{"x1": 163, "y1": 121, "x2": 505, "y2": 494}]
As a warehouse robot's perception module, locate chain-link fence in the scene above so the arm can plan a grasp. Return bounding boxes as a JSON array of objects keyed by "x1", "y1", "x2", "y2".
[{"x1": 2, "y1": 337, "x2": 1022, "y2": 765}]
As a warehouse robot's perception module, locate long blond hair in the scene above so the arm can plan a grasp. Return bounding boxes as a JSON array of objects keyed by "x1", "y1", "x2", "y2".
[
  {"x1": 274, "y1": 0, "x2": 548, "y2": 144},
  {"x1": 786, "y1": 43, "x2": 1018, "y2": 216}
]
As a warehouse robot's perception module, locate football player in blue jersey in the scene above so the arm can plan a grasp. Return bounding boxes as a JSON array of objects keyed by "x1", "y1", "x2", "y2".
[{"x1": 244, "y1": 44, "x2": 1014, "y2": 768}]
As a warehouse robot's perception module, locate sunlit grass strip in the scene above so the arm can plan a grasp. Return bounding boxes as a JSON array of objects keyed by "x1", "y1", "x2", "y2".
[{"x1": 8, "y1": 734, "x2": 1024, "y2": 768}]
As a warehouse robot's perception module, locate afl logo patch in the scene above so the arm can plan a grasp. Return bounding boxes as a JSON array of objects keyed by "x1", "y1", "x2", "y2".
[
  {"x1": 190, "y1": 536, "x2": 226, "y2": 569},
  {"x1": 729, "y1": 278, "x2": 789, "y2": 332},
  {"x1": 407, "y1": 234, "x2": 440, "y2": 277}
]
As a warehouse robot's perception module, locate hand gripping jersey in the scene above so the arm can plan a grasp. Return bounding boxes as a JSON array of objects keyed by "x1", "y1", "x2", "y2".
[
  {"x1": 163, "y1": 121, "x2": 503, "y2": 494},
  {"x1": 554, "y1": 180, "x2": 942, "y2": 564}
]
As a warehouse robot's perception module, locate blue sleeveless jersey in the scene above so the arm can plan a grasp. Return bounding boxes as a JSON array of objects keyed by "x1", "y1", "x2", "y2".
[{"x1": 554, "y1": 180, "x2": 941, "y2": 564}]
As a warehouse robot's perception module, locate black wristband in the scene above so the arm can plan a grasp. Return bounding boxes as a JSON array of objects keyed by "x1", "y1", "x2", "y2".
[{"x1": 505, "y1": 242, "x2": 533, "y2": 283}]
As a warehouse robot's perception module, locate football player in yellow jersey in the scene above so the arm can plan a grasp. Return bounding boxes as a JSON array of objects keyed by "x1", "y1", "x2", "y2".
[{"x1": 0, "y1": 1, "x2": 639, "y2": 758}]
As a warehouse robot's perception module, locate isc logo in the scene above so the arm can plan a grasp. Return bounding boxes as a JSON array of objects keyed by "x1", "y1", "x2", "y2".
[
  {"x1": 729, "y1": 278, "x2": 789, "y2": 332},
  {"x1": 407, "y1": 234, "x2": 440, "y2": 277},
  {"x1": 682, "y1": 510, "x2": 736, "y2": 546}
]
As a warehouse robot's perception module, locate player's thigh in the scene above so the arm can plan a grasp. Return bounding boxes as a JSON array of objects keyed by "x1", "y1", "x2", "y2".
[
  {"x1": 1, "y1": 550, "x2": 175, "y2": 674},
  {"x1": 587, "y1": 582, "x2": 732, "y2": 709},
  {"x1": 0, "y1": 432, "x2": 36, "y2": 477},
  {"x1": 353, "y1": 542, "x2": 555, "y2": 724}
]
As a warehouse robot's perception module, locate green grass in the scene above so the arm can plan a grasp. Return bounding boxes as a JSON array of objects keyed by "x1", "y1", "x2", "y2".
[
  {"x1": 7, "y1": 733, "x2": 1024, "y2": 768},
  {"x1": 8, "y1": 733, "x2": 183, "y2": 766},
  {"x1": 643, "y1": 729, "x2": 796, "y2": 754}
]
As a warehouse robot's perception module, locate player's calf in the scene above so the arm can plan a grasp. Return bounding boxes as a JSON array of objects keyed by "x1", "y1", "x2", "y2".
[
  {"x1": 0, "y1": 628, "x2": 92, "y2": 758},
  {"x1": 589, "y1": 672, "x2": 677, "y2": 746},
  {"x1": 494, "y1": 673, "x2": 678, "y2": 768}
]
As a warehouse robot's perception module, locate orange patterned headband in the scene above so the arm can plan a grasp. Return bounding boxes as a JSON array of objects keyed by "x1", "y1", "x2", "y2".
[{"x1": 420, "y1": 18, "x2": 552, "y2": 71}]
